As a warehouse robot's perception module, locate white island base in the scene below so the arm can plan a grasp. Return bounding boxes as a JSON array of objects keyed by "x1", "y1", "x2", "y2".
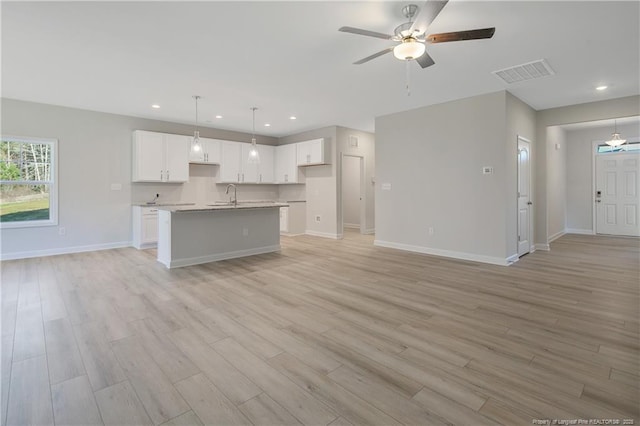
[{"x1": 157, "y1": 205, "x2": 283, "y2": 268}]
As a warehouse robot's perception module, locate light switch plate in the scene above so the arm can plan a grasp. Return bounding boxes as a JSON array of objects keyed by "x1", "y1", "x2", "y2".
[
  {"x1": 381, "y1": 183, "x2": 392, "y2": 191},
  {"x1": 482, "y1": 167, "x2": 494, "y2": 175}
]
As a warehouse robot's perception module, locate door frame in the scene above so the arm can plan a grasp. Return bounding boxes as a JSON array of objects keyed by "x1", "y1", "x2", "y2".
[
  {"x1": 592, "y1": 138, "x2": 640, "y2": 234},
  {"x1": 340, "y1": 153, "x2": 366, "y2": 235},
  {"x1": 517, "y1": 136, "x2": 533, "y2": 256}
]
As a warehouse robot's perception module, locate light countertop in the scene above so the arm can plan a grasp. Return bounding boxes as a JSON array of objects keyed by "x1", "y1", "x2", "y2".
[
  {"x1": 158, "y1": 201, "x2": 289, "y2": 213},
  {"x1": 133, "y1": 202, "x2": 196, "y2": 207}
]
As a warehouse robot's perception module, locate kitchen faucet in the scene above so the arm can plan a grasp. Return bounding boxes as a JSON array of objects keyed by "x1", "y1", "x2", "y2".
[{"x1": 225, "y1": 184, "x2": 237, "y2": 206}]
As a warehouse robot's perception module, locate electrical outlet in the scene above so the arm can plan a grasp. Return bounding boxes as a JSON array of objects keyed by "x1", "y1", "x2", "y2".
[
  {"x1": 59, "y1": 227, "x2": 66, "y2": 236},
  {"x1": 428, "y1": 227, "x2": 434, "y2": 235},
  {"x1": 242, "y1": 227, "x2": 249, "y2": 236},
  {"x1": 315, "y1": 215, "x2": 321, "y2": 222}
]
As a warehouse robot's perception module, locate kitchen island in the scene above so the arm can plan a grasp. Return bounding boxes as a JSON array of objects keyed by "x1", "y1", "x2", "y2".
[{"x1": 156, "y1": 202, "x2": 288, "y2": 268}]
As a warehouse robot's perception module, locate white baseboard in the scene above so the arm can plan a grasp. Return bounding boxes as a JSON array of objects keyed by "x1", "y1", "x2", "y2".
[
  {"x1": 161, "y1": 244, "x2": 281, "y2": 269},
  {"x1": 363, "y1": 228, "x2": 375, "y2": 235},
  {"x1": 373, "y1": 240, "x2": 513, "y2": 266},
  {"x1": 548, "y1": 230, "x2": 565, "y2": 243},
  {"x1": 534, "y1": 243, "x2": 550, "y2": 251},
  {"x1": 0, "y1": 241, "x2": 131, "y2": 261},
  {"x1": 506, "y1": 254, "x2": 519, "y2": 264},
  {"x1": 280, "y1": 232, "x2": 305, "y2": 237},
  {"x1": 343, "y1": 223, "x2": 360, "y2": 229},
  {"x1": 566, "y1": 228, "x2": 594, "y2": 235},
  {"x1": 305, "y1": 230, "x2": 341, "y2": 239}
]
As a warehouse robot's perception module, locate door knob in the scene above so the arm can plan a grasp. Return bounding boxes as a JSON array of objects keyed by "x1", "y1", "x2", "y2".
[{"x1": 527, "y1": 201, "x2": 533, "y2": 205}]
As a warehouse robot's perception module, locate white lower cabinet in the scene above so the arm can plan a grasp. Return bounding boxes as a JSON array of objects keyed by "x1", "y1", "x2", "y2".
[
  {"x1": 279, "y1": 207, "x2": 289, "y2": 233},
  {"x1": 280, "y1": 202, "x2": 306, "y2": 235},
  {"x1": 132, "y1": 206, "x2": 159, "y2": 249}
]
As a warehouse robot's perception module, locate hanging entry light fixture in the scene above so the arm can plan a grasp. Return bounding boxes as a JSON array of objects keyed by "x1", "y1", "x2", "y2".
[
  {"x1": 605, "y1": 119, "x2": 627, "y2": 147},
  {"x1": 191, "y1": 95, "x2": 202, "y2": 153},
  {"x1": 248, "y1": 107, "x2": 260, "y2": 164}
]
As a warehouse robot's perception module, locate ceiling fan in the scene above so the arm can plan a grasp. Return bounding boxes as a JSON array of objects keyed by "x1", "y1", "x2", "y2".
[{"x1": 339, "y1": 0, "x2": 495, "y2": 69}]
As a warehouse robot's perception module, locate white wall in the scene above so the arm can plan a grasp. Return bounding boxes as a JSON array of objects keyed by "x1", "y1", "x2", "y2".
[
  {"x1": 565, "y1": 122, "x2": 640, "y2": 233},
  {"x1": 375, "y1": 91, "x2": 522, "y2": 265},
  {"x1": 0, "y1": 98, "x2": 279, "y2": 259},
  {"x1": 278, "y1": 125, "x2": 375, "y2": 238},
  {"x1": 534, "y1": 95, "x2": 640, "y2": 247},
  {"x1": 279, "y1": 127, "x2": 338, "y2": 238},
  {"x1": 342, "y1": 155, "x2": 361, "y2": 227},
  {"x1": 546, "y1": 126, "x2": 567, "y2": 240},
  {"x1": 506, "y1": 92, "x2": 537, "y2": 256}
]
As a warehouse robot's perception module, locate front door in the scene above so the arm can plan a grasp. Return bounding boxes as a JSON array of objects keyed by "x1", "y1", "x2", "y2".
[
  {"x1": 517, "y1": 137, "x2": 532, "y2": 256},
  {"x1": 596, "y1": 152, "x2": 640, "y2": 236}
]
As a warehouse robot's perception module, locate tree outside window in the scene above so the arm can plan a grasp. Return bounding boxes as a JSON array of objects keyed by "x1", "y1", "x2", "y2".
[{"x1": 0, "y1": 136, "x2": 58, "y2": 228}]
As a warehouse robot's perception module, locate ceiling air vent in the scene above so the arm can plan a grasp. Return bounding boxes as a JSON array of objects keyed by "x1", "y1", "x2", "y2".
[{"x1": 492, "y1": 59, "x2": 555, "y2": 84}]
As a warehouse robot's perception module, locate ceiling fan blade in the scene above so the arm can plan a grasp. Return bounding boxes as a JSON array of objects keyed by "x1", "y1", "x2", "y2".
[
  {"x1": 409, "y1": 0, "x2": 449, "y2": 35},
  {"x1": 415, "y1": 51, "x2": 435, "y2": 68},
  {"x1": 426, "y1": 27, "x2": 496, "y2": 43},
  {"x1": 354, "y1": 47, "x2": 394, "y2": 65},
  {"x1": 339, "y1": 26, "x2": 393, "y2": 40}
]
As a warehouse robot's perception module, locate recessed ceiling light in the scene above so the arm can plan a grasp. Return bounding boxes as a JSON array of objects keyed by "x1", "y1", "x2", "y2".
[
  {"x1": 289, "y1": 116, "x2": 297, "y2": 120},
  {"x1": 151, "y1": 104, "x2": 160, "y2": 109},
  {"x1": 215, "y1": 115, "x2": 223, "y2": 119},
  {"x1": 264, "y1": 123, "x2": 271, "y2": 127},
  {"x1": 596, "y1": 85, "x2": 608, "y2": 91}
]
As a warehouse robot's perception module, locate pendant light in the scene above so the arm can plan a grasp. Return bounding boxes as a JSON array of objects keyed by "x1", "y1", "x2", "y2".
[
  {"x1": 191, "y1": 95, "x2": 202, "y2": 153},
  {"x1": 605, "y1": 119, "x2": 627, "y2": 147},
  {"x1": 248, "y1": 107, "x2": 260, "y2": 164}
]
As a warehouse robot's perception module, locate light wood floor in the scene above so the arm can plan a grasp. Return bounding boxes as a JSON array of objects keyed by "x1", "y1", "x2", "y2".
[{"x1": 1, "y1": 231, "x2": 638, "y2": 426}]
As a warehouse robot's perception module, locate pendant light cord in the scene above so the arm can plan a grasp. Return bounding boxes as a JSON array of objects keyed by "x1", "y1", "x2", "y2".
[
  {"x1": 194, "y1": 96, "x2": 200, "y2": 133},
  {"x1": 251, "y1": 107, "x2": 258, "y2": 144}
]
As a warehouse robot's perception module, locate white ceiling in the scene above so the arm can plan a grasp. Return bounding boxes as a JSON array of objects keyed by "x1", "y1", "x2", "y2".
[{"x1": 2, "y1": 1, "x2": 639, "y2": 137}]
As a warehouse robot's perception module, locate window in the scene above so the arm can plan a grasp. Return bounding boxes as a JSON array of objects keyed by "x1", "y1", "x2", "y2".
[
  {"x1": 597, "y1": 141, "x2": 640, "y2": 153},
  {"x1": 0, "y1": 136, "x2": 58, "y2": 228}
]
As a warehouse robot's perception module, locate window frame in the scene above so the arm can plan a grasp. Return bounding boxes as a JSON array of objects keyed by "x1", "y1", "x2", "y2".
[
  {"x1": 0, "y1": 135, "x2": 58, "y2": 229},
  {"x1": 596, "y1": 137, "x2": 640, "y2": 154}
]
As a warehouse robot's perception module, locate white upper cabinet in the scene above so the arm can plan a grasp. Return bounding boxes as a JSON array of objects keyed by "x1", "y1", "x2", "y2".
[
  {"x1": 221, "y1": 141, "x2": 275, "y2": 184},
  {"x1": 275, "y1": 144, "x2": 299, "y2": 184},
  {"x1": 240, "y1": 143, "x2": 259, "y2": 183},
  {"x1": 220, "y1": 141, "x2": 243, "y2": 183},
  {"x1": 132, "y1": 130, "x2": 189, "y2": 182},
  {"x1": 296, "y1": 138, "x2": 330, "y2": 166},
  {"x1": 189, "y1": 137, "x2": 221, "y2": 164},
  {"x1": 164, "y1": 134, "x2": 190, "y2": 182},
  {"x1": 257, "y1": 144, "x2": 275, "y2": 184}
]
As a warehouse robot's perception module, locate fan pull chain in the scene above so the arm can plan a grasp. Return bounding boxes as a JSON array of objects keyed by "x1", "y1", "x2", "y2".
[{"x1": 405, "y1": 59, "x2": 411, "y2": 96}]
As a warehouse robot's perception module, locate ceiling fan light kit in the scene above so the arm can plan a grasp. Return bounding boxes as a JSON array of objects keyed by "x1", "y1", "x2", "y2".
[
  {"x1": 339, "y1": 0, "x2": 495, "y2": 71},
  {"x1": 393, "y1": 38, "x2": 426, "y2": 60}
]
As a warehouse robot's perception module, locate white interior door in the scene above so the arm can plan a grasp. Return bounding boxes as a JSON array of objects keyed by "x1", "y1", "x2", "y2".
[
  {"x1": 596, "y1": 152, "x2": 640, "y2": 236},
  {"x1": 517, "y1": 137, "x2": 532, "y2": 256},
  {"x1": 341, "y1": 155, "x2": 365, "y2": 234}
]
